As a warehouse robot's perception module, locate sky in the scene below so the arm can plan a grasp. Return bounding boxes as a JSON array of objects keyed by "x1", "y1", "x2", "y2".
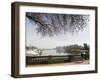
[{"x1": 25, "y1": 14, "x2": 90, "y2": 49}]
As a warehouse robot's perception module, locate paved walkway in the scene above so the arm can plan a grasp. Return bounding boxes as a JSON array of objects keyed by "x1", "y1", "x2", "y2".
[{"x1": 26, "y1": 60, "x2": 89, "y2": 67}]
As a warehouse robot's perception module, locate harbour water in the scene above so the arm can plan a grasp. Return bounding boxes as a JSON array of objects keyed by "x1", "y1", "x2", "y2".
[{"x1": 26, "y1": 49, "x2": 81, "y2": 56}]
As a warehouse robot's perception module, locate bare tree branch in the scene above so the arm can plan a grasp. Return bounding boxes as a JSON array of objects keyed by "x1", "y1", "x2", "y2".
[{"x1": 26, "y1": 12, "x2": 89, "y2": 37}]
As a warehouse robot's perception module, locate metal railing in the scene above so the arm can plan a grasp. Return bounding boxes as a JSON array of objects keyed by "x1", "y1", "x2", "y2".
[{"x1": 26, "y1": 55, "x2": 86, "y2": 65}]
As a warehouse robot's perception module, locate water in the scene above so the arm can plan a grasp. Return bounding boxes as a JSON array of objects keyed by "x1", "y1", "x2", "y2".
[
  {"x1": 41, "y1": 49, "x2": 67, "y2": 56},
  {"x1": 26, "y1": 49, "x2": 81, "y2": 56},
  {"x1": 40, "y1": 49, "x2": 81, "y2": 56}
]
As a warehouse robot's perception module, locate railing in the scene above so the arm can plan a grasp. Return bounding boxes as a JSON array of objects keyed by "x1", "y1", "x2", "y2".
[{"x1": 26, "y1": 54, "x2": 86, "y2": 65}]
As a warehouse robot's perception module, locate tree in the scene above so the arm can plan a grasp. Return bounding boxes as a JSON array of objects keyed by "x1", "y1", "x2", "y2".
[
  {"x1": 64, "y1": 44, "x2": 83, "y2": 54},
  {"x1": 83, "y1": 43, "x2": 89, "y2": 59},
  {"x1": 83, "y1": 43, "x2": 89, "y2": 50},
  {"x1": 26, "y1": 12, "x2": 89, "y2": 37}
]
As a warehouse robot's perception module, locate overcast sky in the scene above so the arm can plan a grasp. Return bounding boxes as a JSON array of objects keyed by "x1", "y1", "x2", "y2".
[{"x1": 25, "y1": 15, "x2": 90, "y2": 49}]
